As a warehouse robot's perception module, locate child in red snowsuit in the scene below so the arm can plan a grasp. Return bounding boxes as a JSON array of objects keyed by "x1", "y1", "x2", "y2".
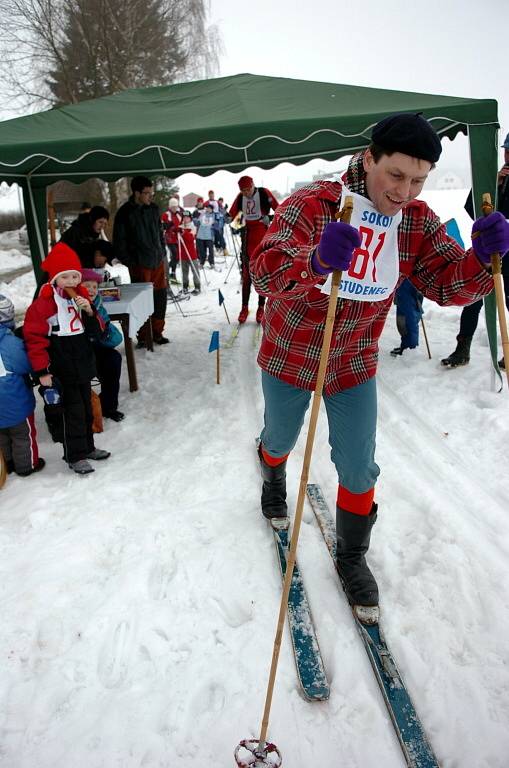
[
  {"x1": 178, "y1": 213, "x2": 201, "y2": 294},
  {"x1": 23, "y1": 242, "x2": 111, "y2": 475}
]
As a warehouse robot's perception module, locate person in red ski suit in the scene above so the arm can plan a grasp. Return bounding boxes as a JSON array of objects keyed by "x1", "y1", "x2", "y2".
[
  {"x1": 250, "y1": 113, "x2": 509, "y2": 611},
  {"x1": 178, "y1": 212, "x2": 201, "y2": 294},
  {"x1": 229, "y1": 176, "x2": 279, "y2": 324}
]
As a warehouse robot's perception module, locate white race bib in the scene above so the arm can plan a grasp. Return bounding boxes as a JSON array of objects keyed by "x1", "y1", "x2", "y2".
[
  {"x1": 50, "y1": 289, "x2": 84, "y2": 336},
  {"x1": 320, "y1": 186, "x2": 401, "y2": 302},
  {"x1": 242, "y1": 190, "x2": 262, "y2": 221}
]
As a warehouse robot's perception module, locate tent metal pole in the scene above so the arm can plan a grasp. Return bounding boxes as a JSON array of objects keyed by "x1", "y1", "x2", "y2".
[{"x1": 26, "y1": 176, "x2": 46, "y2": 264}]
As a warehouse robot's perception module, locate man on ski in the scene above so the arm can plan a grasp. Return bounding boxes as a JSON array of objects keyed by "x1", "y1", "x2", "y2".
[
  {"x1": 229, "y1": 176, "x2": 279, "y2": 324},
  {"x1": 251, "y1": 113, "x2": 509, "y2": 610}
]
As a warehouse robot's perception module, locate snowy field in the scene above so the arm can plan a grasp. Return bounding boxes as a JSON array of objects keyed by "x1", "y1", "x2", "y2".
[
  {"x1": 0, "y1": 229, "x2": 31, "y2": 277},
  {"x1": 0, "y1": 209, "x2": 508, "y2": 768}
]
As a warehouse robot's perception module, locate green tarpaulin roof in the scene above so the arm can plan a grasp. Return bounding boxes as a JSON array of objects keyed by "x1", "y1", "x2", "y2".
[
  {"x1": 0, "y1": 72, "x2": 499, "y2": 185},
  {"x1": 0, "y1": 71, "x2": 501, "y2": 379}
]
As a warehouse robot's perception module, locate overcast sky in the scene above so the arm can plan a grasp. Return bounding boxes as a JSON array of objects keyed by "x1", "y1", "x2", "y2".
[
  {"x1": 175, "y1": 0, "x2": 509, "y2": 204},
  {"x1": 1, "y1": 0, "x2": 508, "y2": 208}
]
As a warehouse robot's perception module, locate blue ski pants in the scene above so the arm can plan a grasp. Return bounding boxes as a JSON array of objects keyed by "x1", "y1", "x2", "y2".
[{"x1": 259, "y1": 371, "x2": 380, "y2": 494}]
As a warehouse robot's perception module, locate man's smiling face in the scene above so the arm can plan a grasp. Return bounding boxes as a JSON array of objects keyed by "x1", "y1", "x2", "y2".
[{"x1": 363, "y1": 149, "x2": 432, "y2": 216}]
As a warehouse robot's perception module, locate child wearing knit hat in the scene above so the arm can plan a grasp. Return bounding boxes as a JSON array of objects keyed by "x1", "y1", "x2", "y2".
[
  {"x1": 23, "y1": 243, "x2": 111, "y2": 475},
  {"x1": 81, "y1": 268, "x2": 125, "y2": 423},
  {"x1": 0, "y1": 294, "x2": 45, "y2": 478}
]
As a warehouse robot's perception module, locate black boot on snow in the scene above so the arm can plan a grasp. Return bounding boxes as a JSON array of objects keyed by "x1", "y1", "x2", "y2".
[
  {"x1": 441, "y1": 335, "x2": 472, "y2": 367},
  {"x1": 336, "y1": 505, "x2": 379, "y2": 607},
  {"x1": 258, "y1": 446, "x2": 288, "y2": 519}
]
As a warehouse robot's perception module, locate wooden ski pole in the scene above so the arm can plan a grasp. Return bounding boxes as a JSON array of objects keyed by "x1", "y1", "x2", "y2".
[
  {"x1": 481, "y1": 194, "x2": 509, "y2": 386},
  {"x1": 257, "y1": 196, "x2": 354, "y2": 753},
  {"x1": 420, "y1": 317, "x2": 432, "y2": 359}
]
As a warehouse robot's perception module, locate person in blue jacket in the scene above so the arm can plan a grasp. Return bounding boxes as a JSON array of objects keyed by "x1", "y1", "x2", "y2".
[
  {"x1": 0, "y1": 294, "x2": 45, "y2": 476},
  {"x1": 390, "y1": 278, "x2": 424, "y2": 356},
  {"x1": 80, "y1": 269, "x2": 125, "y2": 422}
]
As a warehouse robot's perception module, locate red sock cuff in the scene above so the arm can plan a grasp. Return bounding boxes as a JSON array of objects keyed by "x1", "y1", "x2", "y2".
[
  {"x1": 337, "y1": 485, "x2": 375, "y2": 516},
  {"x1": 261, "y1": 446, "x2": 289, "y2": 467}
]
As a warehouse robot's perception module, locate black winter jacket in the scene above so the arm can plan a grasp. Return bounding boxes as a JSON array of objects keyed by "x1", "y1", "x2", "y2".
[
  {"x1": 60, "y1": 214, "x2": 101, "y2": 266},
  {"x1": 113, "y1": 197, "x2": 166, "y2": 269}
]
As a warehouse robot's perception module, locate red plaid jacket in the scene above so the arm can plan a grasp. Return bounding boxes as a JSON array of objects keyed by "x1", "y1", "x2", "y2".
[{"x1": 251, "y1": 154, "x2": 493, "y2": 394}]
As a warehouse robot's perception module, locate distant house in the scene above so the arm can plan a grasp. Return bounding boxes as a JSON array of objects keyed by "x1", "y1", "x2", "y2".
[
  {"x1": 289, "y1": 181, "x2": 312, "y2": 194},
  {"x1": 183, "y1": 192, "x2": 200, "y2": 208},
  {"x1": 289, "y1": 168, "x2": 347, "y2": 195},
  {"x1": 435, "y1": 171, "x2": 466, "y2": 191}
]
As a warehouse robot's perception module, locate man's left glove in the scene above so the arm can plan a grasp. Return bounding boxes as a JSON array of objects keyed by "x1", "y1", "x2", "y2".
[{"x1": 471, "y1": 211, "x2": 509, "y2": 263}]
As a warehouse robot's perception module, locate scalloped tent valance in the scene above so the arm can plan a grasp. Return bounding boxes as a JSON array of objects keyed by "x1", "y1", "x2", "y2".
[
  {"x1": 0, "y1": 74, "x2": 499, "y2": 309},
  {"x1": 0, "y1": 72, "x2": 500, "y2": 373},
  {"x1": 0, "y1": 72, "x2": 499, "y2": 185}
]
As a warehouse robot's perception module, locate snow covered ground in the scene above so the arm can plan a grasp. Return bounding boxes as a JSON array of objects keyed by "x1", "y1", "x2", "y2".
[
  {"x1": 0, "y1": 229, "x2": 31, "y2": 276},
  {"x1": 0, "y1": 215, "x2": 508, "y2": 768}
]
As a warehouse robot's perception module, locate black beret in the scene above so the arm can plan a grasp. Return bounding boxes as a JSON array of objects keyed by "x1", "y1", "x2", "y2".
[{"x1": 371, "y1": 112, "x2": 442, "y2": 163}]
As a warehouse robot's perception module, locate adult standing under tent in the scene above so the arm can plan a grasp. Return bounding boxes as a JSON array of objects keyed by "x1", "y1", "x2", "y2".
[
  {"x1": 251, "y1": 112, "x2": 509, "y2": 611},
  {"x1": 441, "y1": 132, "x2": 509, "y2": 369},
  {"x1": 229, "y1": 176, "x2": 279, "y2": 324},
  {"x1": 59, "y1": 206, "x2": 110, "y2": 268},
  {"x1": 113, "y1": 176, "x2": 169, "y2": 347}
]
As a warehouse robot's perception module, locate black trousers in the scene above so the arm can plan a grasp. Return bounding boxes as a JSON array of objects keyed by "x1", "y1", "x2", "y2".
[
  {"x1": 241, "y1": 253, "x2": 266, "y2": 308},
  {"x1": 197, "y1": 239, "x2": 214, "y2": 266},
  {"x1": 214, "y1": 228, "x2": 226, "y2": 249},
  {"x1": 168, "y1": 244, "x2": 178, "y2": 274},
  {"x1": 95, "y1": 346, "x2": 122, "y2": 414},
  {"x1": 459, "y1": 266, "x2": 509, "y2": 337},
  {"x1": 60, "y1": 379, "x2": 95, "y2": 463}
]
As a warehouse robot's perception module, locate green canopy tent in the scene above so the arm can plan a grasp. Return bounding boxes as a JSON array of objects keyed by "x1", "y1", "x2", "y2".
[{"x1": 0, "y1": 72, "x2": 501, "y2": 367}]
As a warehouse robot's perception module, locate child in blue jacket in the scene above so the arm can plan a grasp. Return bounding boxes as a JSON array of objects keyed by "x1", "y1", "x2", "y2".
[
  {"x1": 390, "y1": 279, "x2": 424, "y2": 356},
  {"x1": 0, "y1": 294, "x2": 45, "y2": 476},
  {"x1": 80, "y1": 269, "x2": 125, "y2": 422}
]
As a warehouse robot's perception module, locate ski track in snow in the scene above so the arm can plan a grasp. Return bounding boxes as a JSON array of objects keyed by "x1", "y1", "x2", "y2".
[{"x1": 0, "y1": 252, "x2": 508, "y2": 767}]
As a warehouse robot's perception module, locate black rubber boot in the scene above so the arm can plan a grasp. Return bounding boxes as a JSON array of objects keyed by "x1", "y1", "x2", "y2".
[
  {"x1": 258, "y1": 446, "x2": 288, "y2": 519},
  {"x1": 441, "y1": 335, "x2": 472, "y2": 367},
  {"x1": 336, "y1": 504, "x2": 379, "y2": 607}
]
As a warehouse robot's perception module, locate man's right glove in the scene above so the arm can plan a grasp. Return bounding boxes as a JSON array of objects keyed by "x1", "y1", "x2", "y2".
[
  {"x1": 471, "y1": 211, "x2": 509, "y2": 264},
  {"x1": 311, "y1": 221, "x2": 361, "y2": 275}
]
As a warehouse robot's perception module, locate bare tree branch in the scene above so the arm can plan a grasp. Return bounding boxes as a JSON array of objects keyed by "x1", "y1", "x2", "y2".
[{"x1": 0, "y1": 0, "x2": 222, "y2": 112}]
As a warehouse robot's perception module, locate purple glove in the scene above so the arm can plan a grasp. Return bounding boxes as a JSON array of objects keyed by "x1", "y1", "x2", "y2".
[
  {"x1": 312, "y1": 222, "x2": 362, "y2": 275},
  {"x1": 471, "y1": 211, "x2": 509, "y2": 264}
]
